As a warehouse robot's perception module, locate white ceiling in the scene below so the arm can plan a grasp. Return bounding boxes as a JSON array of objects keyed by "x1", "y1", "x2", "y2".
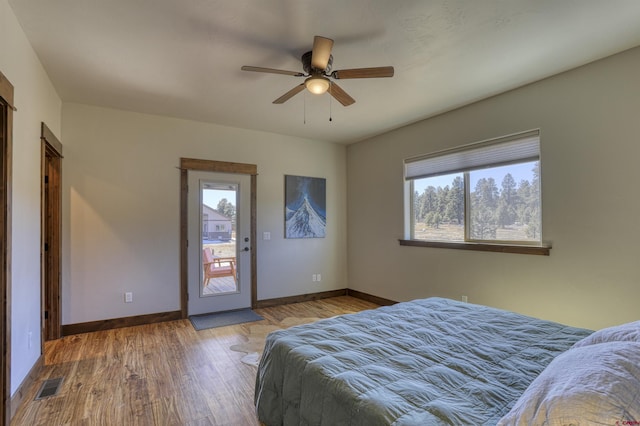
[{"x1": 9, "y1": 0, "x2": 640, "y2": 144}]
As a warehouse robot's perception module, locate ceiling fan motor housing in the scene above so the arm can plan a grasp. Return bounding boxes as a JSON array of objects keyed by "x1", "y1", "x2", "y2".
[{"x1": 302, "y1": 51, "x2": 333, "y2": 74}]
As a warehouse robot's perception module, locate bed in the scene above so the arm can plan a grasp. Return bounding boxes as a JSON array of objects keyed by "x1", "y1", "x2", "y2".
[{"x1": 255, "y1": 297, "x2": 640, "y2": 425}]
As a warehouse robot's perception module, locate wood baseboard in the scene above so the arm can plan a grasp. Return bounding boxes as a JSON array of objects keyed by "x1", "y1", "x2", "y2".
[
  {"x1": 62, "y1": 310, "x2": 182, "y2": 336},
  {"x1": 346, "y1": 289, "x2": 397, "y2": 306},
  {"x1": 254, "y1": 288, "x2": 398, "y2": 309},
  {"x1": 60, "y1": 290, "x2": 396, "y2": 336},
  {"x1": 254, "y1": 289, "x2": 348, "y2": 309},
  {"x1": 11, "y1": 354, "x2": 43, "y2": 419}
]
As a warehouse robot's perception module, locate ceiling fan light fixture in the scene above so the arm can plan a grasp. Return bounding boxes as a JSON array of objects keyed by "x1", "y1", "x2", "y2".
[{"x1": 305, "y1": 75, "x2": 330, "y2": 95}]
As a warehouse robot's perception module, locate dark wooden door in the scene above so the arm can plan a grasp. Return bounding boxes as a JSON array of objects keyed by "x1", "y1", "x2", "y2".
[{"x1": 42, "y1": 124, "x2": 62, "y2": 341}]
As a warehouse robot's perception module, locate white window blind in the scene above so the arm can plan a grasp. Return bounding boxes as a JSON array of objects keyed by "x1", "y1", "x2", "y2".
[{"x1": 405, "y1": 130, "x2": 540, "y2": 180}]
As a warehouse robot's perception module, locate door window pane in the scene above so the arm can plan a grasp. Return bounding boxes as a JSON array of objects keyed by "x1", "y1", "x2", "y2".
[{"x1": 201, "y1": 183, "x2": 238, "y2": 295}]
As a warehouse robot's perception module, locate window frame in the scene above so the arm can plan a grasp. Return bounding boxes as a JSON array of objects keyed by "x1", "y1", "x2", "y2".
[{"x1": 401, "y1": 130, "x2": 550, "y2": 256}]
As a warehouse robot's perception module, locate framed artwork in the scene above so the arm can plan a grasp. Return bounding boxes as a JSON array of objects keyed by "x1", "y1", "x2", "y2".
[{"x1": 285, "y1": 175, "x2": 326, "y2": 238}]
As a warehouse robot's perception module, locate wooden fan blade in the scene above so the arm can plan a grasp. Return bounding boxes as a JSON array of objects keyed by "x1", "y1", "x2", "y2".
[
  {"x1": 241, "y1": 66, "x2": 304, "y2": 77},
  {"x1": 332, "y1": 66, "x2": 394, "y2": 79},
  {"x1": 273, "y1": 84, "x2": 306, "y2": 104},
  {"x1": 311, "y1": 36, "x2": 334, "y2": 70},
  {"x1": 329, "y1": 82, "x2": 355, "y2": 106}
]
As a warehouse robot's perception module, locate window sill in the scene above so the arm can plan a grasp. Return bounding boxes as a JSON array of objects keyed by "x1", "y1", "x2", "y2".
[{"x1": 398, "y1": 239, "x2": 551, "y2": 256}]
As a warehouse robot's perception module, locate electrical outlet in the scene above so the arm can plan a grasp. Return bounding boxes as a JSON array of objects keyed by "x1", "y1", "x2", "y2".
[
  {"x1": 263, "y1": 231, "x2": 271, "y2": 240},
  {"x1": 125, "y1": 292, "x2": 133, "y2": 303},
  {"x1": 461, "y1": 295, "x2": 468, "y2": 303},
  {"x1": 317, "y1": 273, "x2": 321, "y2": 282},
  {"x1": 312, "y1": 274, "x2": 317, "y2": 282}
]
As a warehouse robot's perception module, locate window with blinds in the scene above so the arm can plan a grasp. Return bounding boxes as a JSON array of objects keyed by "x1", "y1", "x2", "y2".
[{"x1": 405, "y1": 130, "x2": 542, "y2": 245}]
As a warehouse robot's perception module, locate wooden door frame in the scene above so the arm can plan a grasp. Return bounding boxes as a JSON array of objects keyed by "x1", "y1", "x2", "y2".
[
  {"x1": 41, "y1": 123, "x2": 62, "y2": 341},
  {"x1": 1, "y1": 70, "x2": 15, "y2": 426},
  {"x1": 179, "y1": 158, "x2": 257, "y2": 318}
]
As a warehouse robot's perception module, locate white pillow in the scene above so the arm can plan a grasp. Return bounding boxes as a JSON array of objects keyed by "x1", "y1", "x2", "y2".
[
  {"x1": 572, "y1": 320, "x2": 640, "y2": 348},
  {"x1": 498, "y1": 341, "x2": 640, "y2": 426}
]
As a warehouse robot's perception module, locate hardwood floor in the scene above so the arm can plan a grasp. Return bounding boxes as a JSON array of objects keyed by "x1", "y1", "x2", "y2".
[{"x1": 12, "y1": 296, "x2": 379, "y2": 425}]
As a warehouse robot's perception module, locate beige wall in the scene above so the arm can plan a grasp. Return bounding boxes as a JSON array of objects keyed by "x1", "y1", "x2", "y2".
[
  {"x1": 1, "y1": 0, "x2": 62, "y2": 395},
  {"x1": 61, "y1": 103, "x2": 347, "y2": 324},
  {"x1": 347, "y1": 46, "x2": 640, "y2": 331}
]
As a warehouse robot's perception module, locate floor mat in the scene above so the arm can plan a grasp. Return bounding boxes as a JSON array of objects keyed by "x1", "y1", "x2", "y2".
[{"x1": 189, "y1": 309, "x2": 263, "y2": 331}]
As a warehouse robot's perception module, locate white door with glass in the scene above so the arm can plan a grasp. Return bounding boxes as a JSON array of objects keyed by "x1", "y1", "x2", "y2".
[{"x1": 188, "y1": 171, "x2": 251, "y2": 315}]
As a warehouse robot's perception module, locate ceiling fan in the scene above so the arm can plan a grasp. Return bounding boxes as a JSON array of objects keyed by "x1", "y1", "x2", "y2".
[{"x1": 241, "y1": 36, "x2": 394, "y2": 106}]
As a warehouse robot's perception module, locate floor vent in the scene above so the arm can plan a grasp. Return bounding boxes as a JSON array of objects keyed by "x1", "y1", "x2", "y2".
[{"x1": 35, "y1": 377, "x2": 63, "y2": 400}]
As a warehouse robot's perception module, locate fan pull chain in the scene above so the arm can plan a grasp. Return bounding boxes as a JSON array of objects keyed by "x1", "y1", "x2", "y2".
[
  {"x1": 329, "y1": 82, "x2": 333, "y2": 122},
  {"x1": 303, "y1": 90, "x2": 307, "y2": 124}
]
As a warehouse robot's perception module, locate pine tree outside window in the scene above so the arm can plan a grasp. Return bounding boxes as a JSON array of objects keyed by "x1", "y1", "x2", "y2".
[{"x1": 405, "y1": 130, "x2": 542, "y2": 246}]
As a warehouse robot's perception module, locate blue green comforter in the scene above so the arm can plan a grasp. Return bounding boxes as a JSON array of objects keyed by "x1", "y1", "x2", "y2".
[{"x1": 255, "y1": 297, "x2": 592, "y2": 425}]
